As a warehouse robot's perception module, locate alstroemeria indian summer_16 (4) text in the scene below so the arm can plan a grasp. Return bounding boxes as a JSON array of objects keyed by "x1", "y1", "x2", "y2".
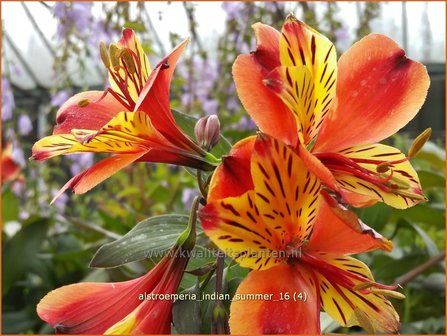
[
  {"x1": 233, "y1": 14, "x2": 430, "y2": 209},
  {"x1": 31, "y1": 29, "x2": 219, "y2": 202},
  {"x1": 199, "y1": 134, "x2": 405, "y2": 334}
]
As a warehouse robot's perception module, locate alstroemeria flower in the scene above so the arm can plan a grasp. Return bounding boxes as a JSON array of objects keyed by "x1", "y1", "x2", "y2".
[
  {"x1": 200, "y1": 134, "x2": 402, "y2": 334},
  {"x1": 32, "y1": 29, "x2": 216, "y2": 201},
  {"x1": 2, "y1": 142, "x2": 21, "y2": 182},
  {"x1": 37, "y1": 245, "x2": 188, "y2": 334},
  {"x1": 233, "y1": 15, "x2": 430, "y2": 209}
]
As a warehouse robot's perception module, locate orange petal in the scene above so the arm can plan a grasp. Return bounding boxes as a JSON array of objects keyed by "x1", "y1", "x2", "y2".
[
  {"x1": 135, "y1": 39, "x2": 197, "y2": 152},
  {"x1": 277, "y1": 16, "x2": 337, "y2": 145},
  {"x1": 315, "y1": 34, "x2": 430, "y2": 152},
  {"x1": 233, "y1": 53, "x2": 298, "y2": 146},
  {"x1": 306, "y1": 196, "x2": 392, "y2": 255},
  {"x1": 37, "y1": 258, "x2": 169, "y2": 334},
  {"x1": 311, "y1": 255, "x2": 400, "y2": 333},
  {"x1": 297, "y1": 143, "x2": 338, "y2": 191},
  {"x1": 252, "y1": 134, "x2": 321, "y2": 242},
  {"x1": 53, "y1": 91, "x2": 123, "y2": 134},
  {"x1": 207, "y1": 136, "x2": 256, "y2": 202},
  {"x1": 252, "y1": 22, "x2": 281, "y2": 70},
  {"x1": 334, "y1": 144, "x2": 426, "y2": 209},
  {"x1": 51, "y1": 152, "x2": 146, "y2": 202},
  {"x1": 229, "y1": 264, "x2": 319, "y2": 334}
]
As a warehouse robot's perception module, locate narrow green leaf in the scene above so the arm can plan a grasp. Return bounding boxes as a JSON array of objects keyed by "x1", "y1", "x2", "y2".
[{"x1": 89, "y1": 215, "x2": 190, "y2": 268}]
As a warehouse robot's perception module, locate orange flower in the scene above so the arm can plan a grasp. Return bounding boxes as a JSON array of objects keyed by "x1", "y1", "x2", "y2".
[
  {"x1": 37, "y1": 244, "x2": 189, "y2": 334},
  {"x1": 233, "y1": 15, "x2": 430, "y2": 209},
  {"x1": 32, "y1": 29, "x2": 218, "y2": 201},
  {"x1": 200, "y1": 134, "x2": 403, "y2": 334},
  {"x1": 1, "y1": 142, "x2": 21, "y2": 182}
]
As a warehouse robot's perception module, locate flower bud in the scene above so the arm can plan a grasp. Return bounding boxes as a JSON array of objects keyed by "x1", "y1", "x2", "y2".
[{"x1": 194, "y1": 115, "x2": 221, "y2": 151}]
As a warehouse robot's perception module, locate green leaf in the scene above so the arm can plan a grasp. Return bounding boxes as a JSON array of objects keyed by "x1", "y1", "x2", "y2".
[
  {"x1": 172, "y1": 284, "x2": 202, "y2": 333},
  {"x1": 418, "y1": 170, "x2": 445, "y2": 190},
  {"x1": 391, "y1": 204, "x2": 444, "y2": 228},
  {"x1": 1, "y1": 190, "x2": 19, "y2": 223},
  {"x1": 2, "y1": 309, "x2": 38, "y2": 334},
  {"x1": 399, "y1": 219, "x2": 439, "y2": 257},
  {"x1": 2, "y1": 216, "x2": 50, "y2": 293},
  {"x1": 89, "y1": 214, "x2": 189, "y2": 268},
  {"x1": 123, "y1": 21, "x2": 146, "y2": 32},
  {"x1": 172, "y1": 109, "x2": 232, "y2": 159},
  {"x1": 354, "y1": 202, "x2": 392, "y2": 232}
]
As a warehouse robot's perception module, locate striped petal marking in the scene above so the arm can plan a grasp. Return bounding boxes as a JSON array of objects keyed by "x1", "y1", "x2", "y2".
[
  {"x1": 316, "y1": 143, "x2": 425, "y2": 209},
  {"x1": 200, "y1": 134, "x2": 321, "y2": 271},
  {"x1": 266, "y1": 15, "x2": 337, "y2": 145},
  {"x1": 104, "y1": 29, "x2": 151, "y2": 110},
  {"x1": 32, "y1": 111, "x2": 171, "y2": 161}
]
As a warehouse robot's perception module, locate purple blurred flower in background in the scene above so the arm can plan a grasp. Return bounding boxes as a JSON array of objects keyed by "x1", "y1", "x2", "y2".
[
  {"x1": 53, "y1": 2, "x2": 92, "y2": 41},
  {"x1": 68, "y1": 153, "x2": 94, "y2": 176},
  {"x1": 2, "y1": 79, "x2": 15, "y2": 121},
  {"x1": 181, "y1": 188, "x2": 199, "y2": 209},
  {"x1": 18, "y1": 115, "x2": 32, "y2": 136},
  {"x1": 51, "y1": 189, "x2": 70, "y2": 212},
  {"x1": 222, "y1": 2, "x2": 243, "y2": 21},
  {"x1": 202, "y1": 99, "x2": 219, "y2": 115},
  {"x1": 50, "y1": 89, "x2": 73, "y2": 108},
  {"x1": 232, "y1": 116, "x2": 256, "y2": 132},
  {"x1": 334, "y1": 26, "x2": 351, "y2": 51}
]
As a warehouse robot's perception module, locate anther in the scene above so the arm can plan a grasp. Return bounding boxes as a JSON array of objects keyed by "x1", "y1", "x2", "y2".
[
  {"x1": 77, "y1": 99, "x2": 90, "y2": 107},
  {"x1": 99, "y1": 41, "x2": 110, "y2": 68},
  {"x1": 121, "y1": 49, "x2": 136, "y2": 74},
  {"x1": 408, "y1": 128, "x2": 432, "y2": 158},
  {"x1": 370, "y1": 288, "x2": 406, "y2": 300},
  {"x1": 376, "y1": 162, "x2": 390, "y2": 173},
  {"x1": 109, "y1": 44, "x2": 121, "y2": 70}
]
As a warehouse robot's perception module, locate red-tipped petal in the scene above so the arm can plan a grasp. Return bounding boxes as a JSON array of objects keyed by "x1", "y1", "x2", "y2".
[
  {"x1": 252, "y1": 22, "x2": 281, "y2": 70},
  {"x1": 233, "y1": 53, "x2": 298, "y2": 146},
  {"x1": 51, "y1": 152, "x2": 146, "y2": 203},
  {"x1": 53, "y1": 91, "x2": 124, "y2": 134},
  {"x1": 229, "y1": 264, "x2": 319, "y2": 334},
  {"x1": 207, "y1": 136, "x2": 255, "y2": 202},
  {"x1": 37, "y1": 258, "x2": 169, "y2": 334},
  {"x1": 315, "y1": 34, "x2": 430, "y2": 152},
  {"x1": 307, "y1": 197, "x2": 393, "y2": 255}
]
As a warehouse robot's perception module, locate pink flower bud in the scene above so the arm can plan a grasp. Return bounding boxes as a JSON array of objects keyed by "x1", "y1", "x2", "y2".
[{"x1": 194, "y1": 115, "x2": 221, "y2": 151}]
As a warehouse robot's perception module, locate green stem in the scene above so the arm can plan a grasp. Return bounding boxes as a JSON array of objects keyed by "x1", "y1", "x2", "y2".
[{"x1": 176, "y1": 196, "x2": 200, "y2": 250}]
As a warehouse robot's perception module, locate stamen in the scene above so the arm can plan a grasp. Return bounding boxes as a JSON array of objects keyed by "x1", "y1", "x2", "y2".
[
  {"x1": 99, "y1": 41, "x2": 110, "y2": 68},
  {"x1": 370, "y1": 288, "x2": 406, "y2": 300},
  {"x1": 408, "y1": 128, "x2": 432, "y2": 158},
  {"x1": 121, "y1": 49, "x2": 136, "y2": 75},
  {"x1": 109, "y1": 44, "x2": 122, "y2": 70}
]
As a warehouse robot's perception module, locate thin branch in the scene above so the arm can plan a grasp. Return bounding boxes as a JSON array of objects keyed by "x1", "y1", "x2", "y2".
[
  {"x1": 55, "y1": 214, "x2": 122, "y2": 240},
  {"x1": 394, "y1": 252, "x2": 445, "y2": 286}
]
